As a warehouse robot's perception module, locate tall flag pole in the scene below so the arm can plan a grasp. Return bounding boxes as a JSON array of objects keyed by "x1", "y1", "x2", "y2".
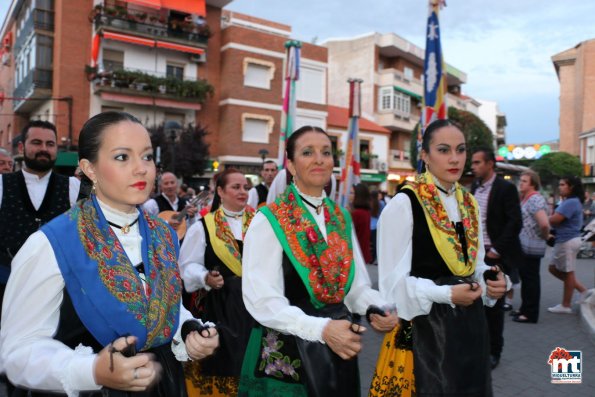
[
  {"x1": 278, "y1": 40, "x2": 301, "y2": 168},
  {"x1": 338, "y1": 78, "x2": 362, "y2": 208},
  {"x1": 418, "y1": 0, "x2": 447, "y2": 172}
]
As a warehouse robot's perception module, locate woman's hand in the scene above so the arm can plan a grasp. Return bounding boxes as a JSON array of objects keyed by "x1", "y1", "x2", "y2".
[
  {"x1": 185, "y1": 328, "x2": 220, "y2": 360},
  {"x1": 369, "y1": 312, "x2": 399, "y2": 332},
  {"x1": 322, "y1": 319, "x2": 365, "y2": 360},
  {"x1": 93, "y1": 336, "x2": 162, "y2": 391},
  {"x1": 451, "y1": 283, "x2": 482, "y2": 306},
  {"x1": 205, "y1": 270, "x2": 224, "y2": 289},
  {"x1": 486, "y1": 268, "x2": 507, "y2": 299}
]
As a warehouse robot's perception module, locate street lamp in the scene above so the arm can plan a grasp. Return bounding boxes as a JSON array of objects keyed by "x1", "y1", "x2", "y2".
[
  {"x1": 258, "y1": 148, "x2": 269, "y2": 163},
  {"x1": 164, "y1": 120, "x2": 182, "y2": 174}
]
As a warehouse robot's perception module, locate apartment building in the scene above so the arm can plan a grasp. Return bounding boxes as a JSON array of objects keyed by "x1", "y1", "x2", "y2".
[
  {"x1": 216, "y1": 10, "x2": 328, "y2": 175},
  {"x1": 477, "y1": 98, "x2": 507, "y2": 149},
  {"x1": 0, "y1": 1, "x2": 330, "y2": 179},
  {"x1": 326, "y1": 104, "x2": 390, "y2": 188},
  {"x1": 0, "y1": 0, "x2": 228, "y2": 166},
  {"x1": 553, "y1": 39, "x2": 595, "y2": 161},
  {"x1": 325, "y1": 32, "x2": 468, "y2": 192}
]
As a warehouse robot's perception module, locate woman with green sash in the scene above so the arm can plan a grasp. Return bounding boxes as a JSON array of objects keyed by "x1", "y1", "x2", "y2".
[
  {"x1": 0, "y1": 112, "x2": 219, "y2": 396},
  {"x1": 370, "y1": 120, "x2": 507, "y2": 397},
  {"x1": 239, "y1": 126, "x2": 398, "y2": 397}
]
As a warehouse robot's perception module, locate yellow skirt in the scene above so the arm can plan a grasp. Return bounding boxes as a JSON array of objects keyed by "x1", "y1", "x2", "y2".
[
  {"x1": 368, "y1": 325, "x2": 415, "y2": 397},
  {"x1": 185, "y1": 360, "x2": 239, "y2": 397}
]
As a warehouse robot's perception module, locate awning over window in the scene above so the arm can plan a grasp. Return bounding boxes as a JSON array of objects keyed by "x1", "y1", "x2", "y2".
[
  {"x1": 103, "y1": 31, "x2": 155, "y2": 48},
  {"x1": 99, "y1": 92, "x2": 202, "y2": 111},
  {"x1": 156, "y1": 40, "x2": 204, "y2": 54},
  {"x1": 394, "y1": 86, "x2": 422, "y2": 101},
  {"x1": 126, "y1": 0, "x2": 162, "y2": 8},
  {"x1": 162, "y1": 0, "x2": 206, "y2": 16},
  {"x1": 124, "y1": 0, "x2": 206, "y2": 16}
]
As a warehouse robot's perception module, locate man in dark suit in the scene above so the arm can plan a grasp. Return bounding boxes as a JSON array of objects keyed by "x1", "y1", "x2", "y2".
[{"x1": 471, "y1": 147, "x2": 522, "y2": 370}]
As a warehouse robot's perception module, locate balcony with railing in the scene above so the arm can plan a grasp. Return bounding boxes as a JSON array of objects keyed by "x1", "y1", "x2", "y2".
[
  {"x1": 91, "y1": 66, "x2": 213, "y2": 108},
  {"x1": 14, "y1": 8, "x2": 55, "y2": 54},
  {"x1": 91, "y1": 3, "x2": 210, "y2": 49},
  {"x1": 13, "y1": 67, "x2": 52, "y2": 111},
  {"x1": 389, "y1": 149, "x2": 412, "y2": 170},
  {"x1": 375, "y1": 68, "x2": 423, "y2": 98}
]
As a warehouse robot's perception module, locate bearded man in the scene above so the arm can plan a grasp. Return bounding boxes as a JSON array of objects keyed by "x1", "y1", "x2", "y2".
[{"x1": 0, "y1": 121, "x2": 80, "y2": 308}]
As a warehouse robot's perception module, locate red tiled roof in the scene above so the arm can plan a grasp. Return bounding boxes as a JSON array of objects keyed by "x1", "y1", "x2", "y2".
[{"x1": 327, "y1": 105, "x2": 390, "y2": 134}]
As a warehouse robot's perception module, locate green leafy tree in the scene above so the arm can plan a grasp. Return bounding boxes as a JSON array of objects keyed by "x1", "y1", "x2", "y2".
[
  {"x1": 532, "y1": 152, "x2": 582, "y2": 188},
  {"x1": 148, "y1": 123, "x2": 210, "y2": 179},
  {"x1": 409, "y1": 107, "x2": 494, "y2": 172}
]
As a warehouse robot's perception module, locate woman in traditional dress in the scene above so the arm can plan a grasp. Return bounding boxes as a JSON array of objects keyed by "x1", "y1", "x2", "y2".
[
  {"x1": 0, "y1": 111, "x2": 219, "y2": 397},
  {"x1": 180, "y1": 168, "x2": 255, "y2": 396},
  {"x1": 239, "y1": 126, "x2": 398, "y2": 397},
  {"x1": 370, "y1": 119, "x2": 507, "y2": 397}
]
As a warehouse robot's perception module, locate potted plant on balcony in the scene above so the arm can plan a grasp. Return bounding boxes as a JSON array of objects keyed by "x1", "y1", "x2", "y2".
[
  {"x1": 197, "y1": 24, "x2": 212, "y2": 39},
  {"x1": 88, "y1": 4, "x2": 103, "y2": 23},
  {"x1": 85, "y1": 64, "x2": 98, "y2": 81},
  {"x1": 136, "y1": 12, "x2": 147, "y2": 23}
]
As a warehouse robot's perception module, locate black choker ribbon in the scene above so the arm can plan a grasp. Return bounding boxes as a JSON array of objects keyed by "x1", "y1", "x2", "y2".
[
  {"x1": 300, "y1": 195, "x2": 323, "y2": 215},
  {"x1": 107, "y1": 217, "x2": 139, "y2": 234}
]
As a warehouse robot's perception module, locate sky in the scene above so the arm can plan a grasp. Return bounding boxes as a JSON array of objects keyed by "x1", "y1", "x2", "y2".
[
  {"x1": 224, "y1": 0, "x2": 595, "y2": 144},
  {"x1": 1, "y1": 1, "x2": 594, "y2": 144}
]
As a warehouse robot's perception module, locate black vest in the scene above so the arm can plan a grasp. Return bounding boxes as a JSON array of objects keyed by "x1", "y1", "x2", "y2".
[
  {"x1": 401, "y1": 188, "x2": 453, "y2": 280},
  {"x1": 254, "y1": 183, "x2": 268, "y2": 206},
  {"x1": 154, "y1": 194, "x2": 186, "y2": 213},
  {"x1": 0, "y1": 171, "x2": 70, "y2": 268}
]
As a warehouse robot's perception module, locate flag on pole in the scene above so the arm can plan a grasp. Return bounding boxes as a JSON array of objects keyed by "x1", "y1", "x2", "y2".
[
  {"x1": 338, "y1": 78, "x2": 362, "y2": 208},
  {"x1": 277, "y1": 40, "x2": 301, "y2": 168},
  {"x1": 418, "y1": 0, "x2": 447, "y2": 172}
]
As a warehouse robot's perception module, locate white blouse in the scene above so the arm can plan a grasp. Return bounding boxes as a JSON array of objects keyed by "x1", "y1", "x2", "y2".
[
  {"x1": 377, "y1": 187, "x2": 497, "y2": 321},
  {"x1": 179, "y1": 207, "x2": 246, "y2": 292},
  {"x1": 242, "y1": 189, "x2": 386, "y2": 343},
  {"x1": 0, "y1": 200, "x2": 194, "y2": 396}
]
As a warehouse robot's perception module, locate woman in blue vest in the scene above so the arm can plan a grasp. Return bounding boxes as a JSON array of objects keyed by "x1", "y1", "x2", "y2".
[
  {"x1": 0, "y1": 111, "x2": 219, "y2": 396},
  {"x1": 372, "y1": 119, "x2": 507, "y2": 397}
]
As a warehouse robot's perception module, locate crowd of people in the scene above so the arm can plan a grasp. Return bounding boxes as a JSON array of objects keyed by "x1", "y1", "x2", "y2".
[{"x1": 0, "y1": 113, "x2": 592, "y2": 397}]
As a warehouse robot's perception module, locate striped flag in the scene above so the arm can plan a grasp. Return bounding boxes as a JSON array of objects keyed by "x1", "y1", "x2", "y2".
[
  {"x1": 418, "y1": 0, "x2": 447, "y2": 172},
  {"x1": 277, "y1": 40, "x2": 301, "y2": 168},
  {"x1": 338, "y1": 78, "x2": 362, "y2": 208}
]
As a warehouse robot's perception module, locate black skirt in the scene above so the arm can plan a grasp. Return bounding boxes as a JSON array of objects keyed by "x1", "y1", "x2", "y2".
[{"x1": 412, "y1": 276, "x2": 492, "y2": 397}]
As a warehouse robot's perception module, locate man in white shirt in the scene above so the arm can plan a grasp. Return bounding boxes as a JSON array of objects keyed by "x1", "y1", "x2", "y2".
[
  {"x1": 0, "y1": 148, "x2": 13, "y2": 174},
  {"x1": 0, "y1": 120, "x2": 80, "y2": 393},
  {"x1": 143, "y1": 172, "x2": 198, "y2": 232},
  {"x1": 247, "y1": 160, "x2": 277, "y2": 209}
]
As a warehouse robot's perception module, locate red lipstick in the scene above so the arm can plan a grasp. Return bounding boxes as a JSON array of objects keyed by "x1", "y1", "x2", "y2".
[
  {"x1": 448, "y1": 169, "x2": 460, "y2": 174},
  {"x1": 132, "y1": 181, "x2": 147, "y2": 190}
]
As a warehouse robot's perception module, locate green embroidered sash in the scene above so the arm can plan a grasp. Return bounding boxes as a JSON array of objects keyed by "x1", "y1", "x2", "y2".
[{"x1": 260, "y1": 184, "x2": 355, "y2": 309}]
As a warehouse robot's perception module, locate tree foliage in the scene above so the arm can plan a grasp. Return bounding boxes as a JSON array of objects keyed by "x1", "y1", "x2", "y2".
[
  {"x1": 531, "y1": 152, "x2": 582, "y2": 187},
  {"x1": 409, "y1": 107, "x2": 494, "y2": 172},
  {"x1": 148, "y1": 123, "x2": 210, "y2": 179}
]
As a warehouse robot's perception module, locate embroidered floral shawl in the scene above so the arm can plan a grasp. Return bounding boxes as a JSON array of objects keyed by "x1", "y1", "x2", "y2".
[
  {"x1": 261, "y1": 184, "x2": 355, "y2": 309},
  {"x1": 42, "y1": 195, "x2": 181, "y2": 351},
  {"x1": 401, "y1": 172, "x2": 480, "y2": 276},
  {"x1": 203, "y1": 207, "x2": 254, "y2": 277}
]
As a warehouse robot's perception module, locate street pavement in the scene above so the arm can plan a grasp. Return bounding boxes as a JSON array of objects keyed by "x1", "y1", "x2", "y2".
[
  {"x1": 359, "y1": 258, "x2": 595, "y2": 397},
  {"x1": 1, "y1": 258, "x2": 593, "y2": 397}
]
